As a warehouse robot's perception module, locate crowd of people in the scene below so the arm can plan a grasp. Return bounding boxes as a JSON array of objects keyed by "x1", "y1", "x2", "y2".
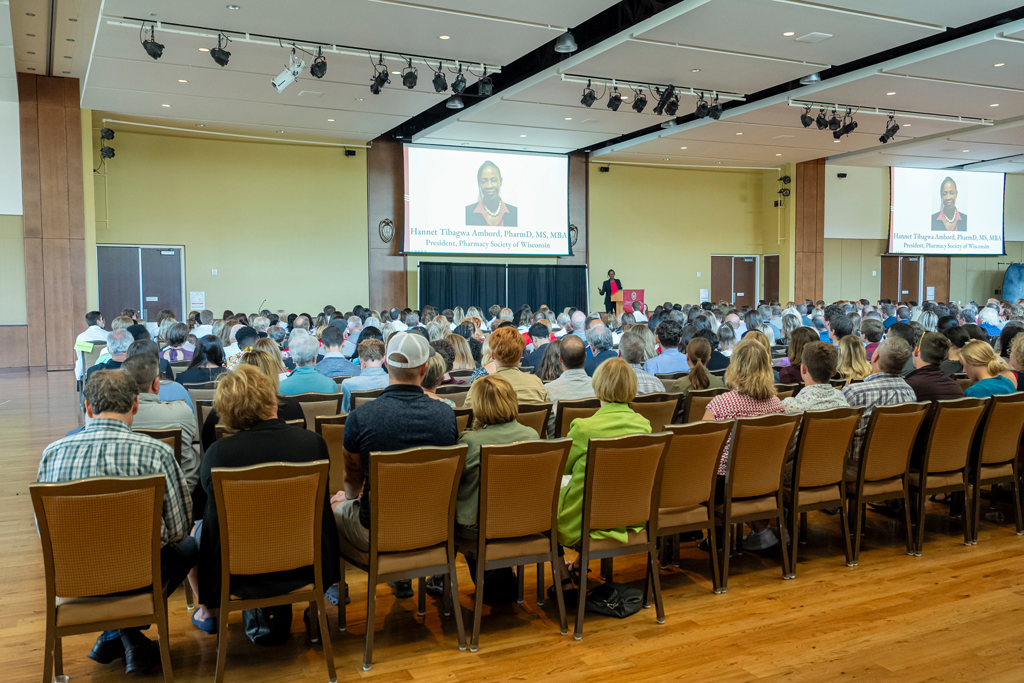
[{"x1": 45, "y1": 294, "x2": 1024, "y2": 673}]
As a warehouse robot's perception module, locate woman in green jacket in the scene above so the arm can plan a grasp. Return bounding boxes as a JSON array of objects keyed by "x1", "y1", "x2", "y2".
[{"x1": 555, "y1": 358, "x2": 651, "y2": 598}]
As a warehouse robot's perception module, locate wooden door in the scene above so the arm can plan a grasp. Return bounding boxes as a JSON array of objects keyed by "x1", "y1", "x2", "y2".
[
  {"x1": 141, "y1": 247, "x2": 183, "y2": 322},
  {"x1": 901, "y1": 256, "x2": 922, "y2": 304},
  {"x1": 763, "y1": 255, "x2": 779, "y2": 303},
  {"x1": 733, "y1": 257, "x2": 757, "y2": 309},
  {"x1": 710, "y1": 256, "x2": 733, "y2": 304},
  {"x1": 97, "y1": 246, "x2": 141, "y2": 324},
  {"x1": 923, "y1": 256, "x2": 950, "y2": 303},
  {"x1": 880, "y1": 256, "x2": 899, "y2": 302}
]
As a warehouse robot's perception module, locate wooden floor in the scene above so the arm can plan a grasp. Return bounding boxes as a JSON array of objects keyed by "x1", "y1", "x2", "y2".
[{"x1": 4, "y1": 369, "x2": 1024, "y2": 682}]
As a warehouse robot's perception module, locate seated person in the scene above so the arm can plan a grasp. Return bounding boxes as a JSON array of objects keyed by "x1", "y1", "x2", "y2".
[
  {"x1": 962, "y1": 340, "x2": 1016, "y2": 397},
  {"x1": 316, "y1": 325, "x2": 361, "y2": 378},
  {"x1": 861, "y1": 318, "x2": 885, "y2": 361},
  {"x1": 175, "y1": 336, "x2": 228, "y2": 385},
  {"x1": 905, "y1": 332, "x2": 965, "y2": 402},
  {"x1": 836, "y1": 336, "x2": 872, "y2": 383},
  {"x1": 340, "y1": 338, "x2": 389, "y2": 413},
  {"x1": 464, "y1": 326, "x2": 550, "y2": 409},
  {"x1": 160, "y1": 322, "x2": 193, "y2": 363},
  {"x1": 125, "y1": 324, "x2": 174, "y2": 380},
  {"x1": 643, "y1": 320, "x2": 689, "y2": 375},
  {"x1": 555, "y1": 358, "x2": 652, "y2": 600},
  {"x1": 618, "y1": 331, "x2": 665, "y2": 395},
  {"x1": 583, "y1": 325, "x2": 616, "y2": 377},
  {"x1": 668, "y1": 337, "x2": 724, "y2": 396},
  {"x1": 887, "y1": 323, "x2": 921, "y2": 377},
  {"x1": 781, "y1": 342, "x2": 849, "y2": 415},
  {"x1": 74, "y1": 310, "x2": 108, "y2": 381},
  {"x1": 85, "y1": 328, "x2": 132, "y2": 382},
  {"x1": 941, "y1": 325, "x2": 969, "y2": 377},
  {"x1": 279, "y1": 331, "x2": 338, "y2": 396},
  {"x1": 37, "y1": 370, "x2": 196, "y2": 674},
  {"x1": 779, "y1": 327, "x2": 817, "y2": 385},
  {"x1": 421, "y1": 353, "x2": 456, "y2": 407},
  {"x1": 188, "y1": 366, "x2": 338, "y2": 634},
  {"x1": 224, "y1": 325, "x2": 260, "y2": 370},
  {"x1": 128, "y1": 339, "x2": 194, "y2": 408},
  {"x1": 542, "y1": 335, "x2": 595, "y2": 438}
]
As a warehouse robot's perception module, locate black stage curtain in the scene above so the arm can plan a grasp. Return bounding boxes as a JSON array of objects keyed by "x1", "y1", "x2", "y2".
[
  {"x1": 507, "y1": 264, "x2": 588, "y2": 314},
  {"x1": 418, "y1": 262, "x2": 505, "y2": 312}
]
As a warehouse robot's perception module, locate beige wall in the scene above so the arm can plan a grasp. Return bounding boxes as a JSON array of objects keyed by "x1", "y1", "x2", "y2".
[
  {"x1": 87, "y1": 128, "x2": 369, "y2": 316},
  {"x1": 823, "y1": 238, "x2": 886, "y2": 303},
  {"x1": 0, "y1": 215, "x2": 27, "y2": 324}
]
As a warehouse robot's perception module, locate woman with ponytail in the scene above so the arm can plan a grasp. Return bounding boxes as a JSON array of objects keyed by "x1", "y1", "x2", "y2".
[
  {"x1": 668, "y1": 337, "x2": 724, "y2": 396},
  {"x1": 961, "y1": 339, "x2": 1016, "y2": 397}
]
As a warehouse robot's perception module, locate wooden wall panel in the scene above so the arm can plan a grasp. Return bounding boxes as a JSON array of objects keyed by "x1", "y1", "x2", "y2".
[
  {"x1": 17, "y1": 75, "x2": 40, "y2": 239},
  {"x1": 65, "y1": 108, "x2": 84, "y2": 240},
  {"x1": 559, "y1": 151, "x2": 588, "y2": 266},
  {"x1": 924, "y1": 256, "x2": 950, "y2": 303},
  {"x1": 0, "y1": 326, "x2": 29, "y2": 368},
  {"x1": 366, "y1": 138, "x2": 406, "y2": 311},
  {"x1": 23, "y1": 238, "x2": 45, "y2": 366},
  {"x1": 43, "y1": 239, "x2": 74, "y2": 369},
  {"x1": 37, "y1": 103, "x2": 69, "y2": 239},
  {"x1": 795, "y1": 158, "x2": 826, "y2": 302}
]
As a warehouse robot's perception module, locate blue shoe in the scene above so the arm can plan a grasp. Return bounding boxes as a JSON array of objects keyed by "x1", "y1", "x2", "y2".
[{"x1": 191, "y1": 609, "x2": 217, "y2": 635}]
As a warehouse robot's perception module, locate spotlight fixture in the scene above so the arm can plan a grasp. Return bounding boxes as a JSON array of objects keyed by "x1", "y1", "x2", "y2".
[
  {"x1": 271, "y1": 48, "x2": 305, "y2": 93},
  {"x1": 652, "y1": 85, "x2": 677, "y2": 116},
  {"x1": 451, "y1": 66, "x2": 466, "y2": 95},
  {"x1": 580, "y1": 80, "x2": 597, "y2": 107},
  {"x1": 553, "y1": 31, "x2": 578, "y2": 54},
  {"x1": 800, "y1": 105, "x2": 813, "y2": 128},
  {"x1": 814, "y1": 107, "x2": 828, "y2": 130},
  {"x1": 432, "y1": 63, "x2": 447, "y2": 93},
  {"x1": 827, "y1": 108, "x2": 841, "y2": 131},
  {"x1": 692, "y1": 91, "x2": 709, "y2": 119},
  {"x1": 310, "y1": 47, "x2": 327, "y2": 79},
  {"x1": 210, "y1": 33, "x2": 231, "y2": 67},
  {"x1": 401, "y1": 59, "x2": 418, "y2": 89},
  {"x1": 833, "y1": 110, "x2": 857, "y2": 139},
  {"x1": 879, "y1": 115, "x2": 899, "y2": 144},
  {"x1": 369, "y1": 54, "x2": 389, "y2": 95},
  {"x1": 478, "y1": 68, "x2": 493, "y2": 97},
  {"x1": 779, "y1": 188, "x2": 791, "y2": 197},
  {"x1": 664, "y1": 92, "x2": 680, "y2": 117},
  {"x1": 100, "y1": 127, "x2": 114, "y2": 140},
  {"x1": 141, "y1": 23, "x2": 164, "y2": 60},
  {"x1": 446, "y1": 94, "x2": 464, "y2": 109},
  {"x1": 607, "y1": 88, "x2": 622, "y2": 112},
  {"x1": 631, "y1": 89, "x2": 647, "y2": 113},
  {"x1": 708, "y1": 94, "x2": 723, "y2": 120},
  {"x1": 100, "y1": 145, "x2": 115, "y2": 159}
]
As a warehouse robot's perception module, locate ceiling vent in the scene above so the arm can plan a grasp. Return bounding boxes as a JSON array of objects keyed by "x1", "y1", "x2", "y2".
[{"x1": 298, "y1": 90, "x2": 323, "y2": 98}]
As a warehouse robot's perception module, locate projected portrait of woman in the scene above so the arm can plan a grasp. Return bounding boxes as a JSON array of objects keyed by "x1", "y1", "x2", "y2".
[
  {"x1": 465, "y1": 160, "x2": 518, "y2": 227},
  {"x1": 932, "y1": 176, "x2": 968, "y2": 232}
]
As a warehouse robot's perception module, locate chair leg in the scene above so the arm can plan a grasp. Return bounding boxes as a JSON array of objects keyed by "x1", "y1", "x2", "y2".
[
  {"x1": 851, "y1": 498, "x2": 863, "y2": 565},
  {"x1": 914, "y1": 487, "x2": 926, "y2": 556},
  {"x1": 648, "y1": 549, "x2": 665, "y2": 624},
  {"x1": 708, "y1": 525, "x2": 722, "y2": 594},
  {"x1": 315, "y1": 592, "x2": 338, "y2": 683},
  {"x1": 536, "y1": 563, "x2": 545, "y2": 606},
  {"x1": 642, "y1": 551, "x2": 652, "y2": 609},
  {"x1": 720, "y1": 521, "x2": 731, "y2": 593},
  {"x1": 961, "y1": 484, "x2": 971, "y2": 546},
  {"x1": 157, "y1": 607, "x2": 174, "y2": 683},
  {"x1": 778, "y1": 503, "x2": 792, "y2": 581},
  {"x1": 839, "y1": 498, "x2": 854, "y2": 567},
  {"x1": 788, "y1": 504, "x2": 800, "y2": 580},
  {"x1": 972, "y1": 479, "x2": 984, "y2": 544},
  {"x1": 550, "y1": 548, "x2": 568, "y2": 636},
  {"x1": 184, "y1": 582, "x2": 195, "y2": 610},
  {"x1": 363, "y1": 576, "x2": 377, "y2": 671},
  {"x1": 600, "y1": 557, "x2": 613, "y2": 582},
  {"x1": 309, "y1": 600, "x2": 320, "y2": 643},
  {"x1": 41, "y1": 620, "x2": 54, "y2": 683},
  {"x1": 470, "y1": 555, "x2": 486, "y2": 652},
  {"x1": 672, "y1": 534, "x2": 680, "y2": 568},
  {"x1": 443, "y1": 575, "x2": 452, "y2": 617},
  {"x1": 800, "y1": 512, "x2": 808, "y2": 545},
  {"x1": 1013, "y1": 476, "x2": 1024, "y2": 536},
  {"x1": 214, "y1": 607, "x2": 230, "y2": 683},
  {"x1": 53, "y1": 636, "x2": 63, "y2": 678},
  {"x1": 338, "y1": 560, "x2": 347, "y2": 632},
  {"x1": 573, "y1": 549, "x2": 589, "y2": 640},
  {"x1": 448, "y1": 549, "x2": 467, "y2": 651},
  {"x1": 902, "y1": 489, "x2": 915, "y2": 556},
  {"x1": 733, "y1": 523, "x2": 742, "y2": 556},
  {"x1": 517, "y1": 565, "x2": 525, "y2": 604},
  {"x1": 418, "y1": 577, "x2": 426, "y2": 617}
]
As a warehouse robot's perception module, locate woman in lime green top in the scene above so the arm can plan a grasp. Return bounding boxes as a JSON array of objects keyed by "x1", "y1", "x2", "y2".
[{"x1": 555, "y1": 358, "x2": 651, "y2": 597}]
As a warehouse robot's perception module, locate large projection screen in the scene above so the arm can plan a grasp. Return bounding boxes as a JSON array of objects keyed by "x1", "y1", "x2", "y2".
[
  {"x1": 888, "y1": 167, "x2": 1005, "y2": 256},
  {"x1": 403, "y1": 145, "x2": 570, "y2": 257}
]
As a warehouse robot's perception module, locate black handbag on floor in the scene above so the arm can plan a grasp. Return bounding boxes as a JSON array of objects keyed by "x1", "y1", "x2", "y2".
[
  {"x1": 584, "y1": 582, "x2": 644, "y2": 618},
  {"x1": 243, "y1": 604, "x2": 293, "y2": 645}
]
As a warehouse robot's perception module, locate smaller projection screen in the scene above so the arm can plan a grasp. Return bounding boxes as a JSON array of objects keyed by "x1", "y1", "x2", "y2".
[{"x1": 888, "y1": 167, "x2": 1005, "y2": 255}]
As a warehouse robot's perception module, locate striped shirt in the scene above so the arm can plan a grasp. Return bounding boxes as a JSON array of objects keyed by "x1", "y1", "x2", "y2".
[
  {"x1": 629, "y1": 364, "x2": 666, "y2": 395},
  {"x1": 36, "y1": 418, "x2": 192, "y2": 546},
  {"x1": 842, "y1": 373, "x2": 917, "y2": 479}
]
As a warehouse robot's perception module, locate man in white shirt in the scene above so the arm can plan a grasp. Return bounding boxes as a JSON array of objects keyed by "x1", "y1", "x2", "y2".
[
  {"x1": 388, "y1": 308, "x2": 408, "y2": 331},
  {"x1": 485, "y1": 304, "x2": 501, "y2": 331},
  {"x1": 554, "y1": 312, "x2": 571, "y2": 337},
  {"x1": 74, "y1": 311, "x2": 108, "y2": 380},
  {"x1": 192, "y1": 309, "x2": 214, "y2": 338},
  {"x1": 631, "y1": 302, "x2": 648, "y2": 322},
  {"x1": 342, "y1": 315, "x2": 362, "y2": 357}
]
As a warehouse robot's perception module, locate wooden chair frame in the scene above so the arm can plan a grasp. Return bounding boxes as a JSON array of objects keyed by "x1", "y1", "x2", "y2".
[
  {"x1": 629, "y1": 392, "x2": 685, "y2": 432},
  {"x1": 553, "y1": 398, "x2": 602, "y2": 438},
  {"x1": 31, "y1": 475, "x2": 173, "y2": 683},
  {"x1": 516, "y1": 402, "x2": 553, "y2": 438},
  {"x1": 437, "y1": 384, "x2": 471, "y2": 408},
  {"x1": 969, "y1": 393, "x2": 1024, "y2": 543},
  {"x1": 331, "y1": 375, "x2": 353, "y2": 387},
  {"x1": 350, "y1": 388, "x2": 386, "y2": 409},
  {"x1": 654, "y1": 371, "x2": 688, "y2": 382},
  {"x1": 453, "y1": 407, "x2": 473, "y2": 434},
  {"x1": 286, "y1": 392, "x2": 343, "y2": 431},
  {"x1": 210, "y1": 461, "x2": 336, "y2": 683},
  {"x1": 681, "y1": 388, "x2": 728, "y2": 424},
  {"x1": 774, "y1": 383, "x2": 802, "y2": 400}
]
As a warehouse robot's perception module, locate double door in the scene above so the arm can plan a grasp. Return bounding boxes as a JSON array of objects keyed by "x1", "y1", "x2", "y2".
[
  {"x1": 97, "y1": 245, "x2": 184, "y2": 323},
  {"x1": 711, "y1": 255, "x2": 758, "y2": 308}
]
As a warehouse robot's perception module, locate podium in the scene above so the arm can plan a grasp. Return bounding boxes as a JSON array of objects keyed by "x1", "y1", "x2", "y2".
[{"x1": 611, "y1": 289, "x2": 644, "y2": 318}]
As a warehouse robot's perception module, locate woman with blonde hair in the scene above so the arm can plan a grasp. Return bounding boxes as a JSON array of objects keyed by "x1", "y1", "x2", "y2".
[
  {"x1": 422, "y1": 354, "x2": 456, "y2": 407},
  {"x1": 742, "y1": 328, "x2": 781, "y2": 382},
  {"x1": 626, "y1": 323, "x2": 658, "y2": 362},
  {"x1": 380, "y1": 322, "x2": 398, "y2": 346},
  {"x1": 779, "y1": 327, "x2": 816, "y2": 384},
  {"x1": 446, "y1": 333, "x2": 476, "y2": 372},
  {"x1": 962, "y1": 339, "x2": 1016, "y2": 397},
  {"x1": 451, "y1": 306, "x2": 466, "y2": 329},
  {"x1": 836, "y1": 336, "x2": 872, "y2": 383},
  {"x1": 427, "y1": 319, "x2": 450, "y2": 342},
  {"x1": 669, "y1": 337, "x2": 725, "y2": 395},
  {"x1": 703, "y1": 339, "x2": 786, "y2": 551},
  {"x1": 780, "y1": 313, "x2": 802, "y2": 345},
  {"x1": 189, "y1": 364, "x2": 337, "y2": 633}
]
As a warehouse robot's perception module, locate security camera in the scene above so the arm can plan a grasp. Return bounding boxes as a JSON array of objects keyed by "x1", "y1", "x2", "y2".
[{"x1": 272, "y1": 53, "x2": 306, "y2": 93}]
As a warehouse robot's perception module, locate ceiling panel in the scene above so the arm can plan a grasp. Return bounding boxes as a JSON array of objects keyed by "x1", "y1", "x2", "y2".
[
  {"x1": 93, "y1": 110, "x2": 370, "y2": 144},
  {"x1": 592, "y1": 152, "x2": 785, "y2": 168},
  {"x1": 423, "y1": 120, "x2": 609, "y2": 152},
  {"x1": 951, "y1": 120, "x2": 1024, "y2": 145},
  {"x1": 835, "y1": 151, "x2": 985, "y2": 169},
  {"x1": 876, "y1": 137, "x2": 1024, "y2": 161},
  {"x1": 827, "y1": 0, "x2": 1022, "y2": 27},
  {"x1": 637, "y1": 0, "x2": 940, "y2": 66},
  {"x1": 885, "y1": 40, "x2": 1024, "y2": 90}
]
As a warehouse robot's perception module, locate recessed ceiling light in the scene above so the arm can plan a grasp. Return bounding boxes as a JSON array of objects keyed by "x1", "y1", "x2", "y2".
[
  {"x1": 991, "y1": 103, "x2": 1000, "y2": 107},
  {"x1": 691, "y1": 69, "x2": 700, "y2": 73},
  {"x1": 994, "y1": 63, "x2": 1005, "y2": 67},
  {"x1": 776, "y1": 153, "x2": 782, "y2": 156},
  {"x1": 664, "y1": 158, "x2": 670, "y2": 161},
  {"x1": 520, "y1": 134, "x2": 527, "y2": 137},
  {"x1": 161, "y1": 104, "x2": 171, "y2": 108},
  {"x1": 564, "y1": 117, "x2": 572, "y2": 120},
  {"x1": 327, "y1": 118, "x2": 335, "y2": 122},
  {"x1": 834, "y1": 140, "x2": 840, "y2": 143},
  {"x1": 227, "y1": 4, "x2": 241, "y2": 8},
  {"x1": 439, "y1": 35, "x2": 450, "y2": 40},
  {"x1": 178, "y1": 79, "x2": 188, "y2": 83},
  {"x1": 391, "y1": 71, "x2": 401, "y2": 75},
  {"x1": 355, "y1": 98, "x2": 364, "y2": 101},
  {"x1": 680, "y1": 146, "x2": 687, "y2": 149},
  {"x1": 196, "y1": 124, "x2": 205, "y2": 127},
  {"x1": 199, "y1": 48, "x2": 210, "y2": 52},
  {"x1": 887, "y1": 92, "x2": 896, "y2": 96},
  {"x1": 962, "y1": 149, "x2": 970, "y2": 152},
  {"x1": 736, "y1": 132, "x2": 743, "y2": 135},
  {"x1": 783, "y1": 32, "x2": 795, "y2": 36},
  {"x1": 621, "y1": 96, "x2": 630, "y2": 102}
]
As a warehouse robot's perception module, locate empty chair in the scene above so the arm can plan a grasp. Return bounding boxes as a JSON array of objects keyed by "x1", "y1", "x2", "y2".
[
  {"x1": 457, "y1": 438, "x2": 572, "y2": 650},
  {"x1": 654, "y1": 422, "x2": 732, "y2": 593},
  {"x1": 315, "y1": 414, "x2": 348, "y2": 497},
  {"x1": 571, "y1": 433, "x2": 672, "y2": 639},
  {"x1": 454, "y1": 407, "x2": 473, "y2": 434},
  {"x1": 553, "y1": 397, "x2": 602, "y2": 438},
  {"x1": 338, "y1": 445, "x2": 468, "y2": 670},
  {"x1": 287, "y1": 392, "x2": 343, "y2": 431},
  {"x1": 681, "y1": 387, "x2": 728, "y2": 424},
  {"x1": 516, "y1": 402, "x2": 552, "y2": 438},
  {"x1": 210, "y1": 461, "x2": 336, "y2": 683},
  {"x1": 846, "y1": 402, "x2": 930, "y2": 564},
  {"x1": 31, "y1": 475, "x2": 175, "y2": 683},
  {"x1": 629, "y1": 392, "x2": 685, "y2": 432},
  {"x1": 970, "y1": 393, "x2": 1024, "y2": 542},
  {"x1": 718, "y1": 414, "x2": 801, "y2": 591},
  {"x1": 351, "y1": 388, "x2": 386, "y2": 409},
  {"x1": 775, "y1": 383, "x2": 801, "y2": 400},
  {"x1": 785, "y1": 407, "x2": 863, "y2": 577},
  {"x1": 909, "y1": 398, "x2": 987, "y2": 553}
]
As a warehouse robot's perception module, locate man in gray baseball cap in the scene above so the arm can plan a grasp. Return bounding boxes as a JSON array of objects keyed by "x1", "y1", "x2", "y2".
[{"x1": 331, "y1": 331, "x2": 459, "y2": 599}]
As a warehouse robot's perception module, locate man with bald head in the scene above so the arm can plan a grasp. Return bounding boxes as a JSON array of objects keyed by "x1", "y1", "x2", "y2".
[
  {"x1": 724, "y1": 312, "x2": 747, "y2": 338},
  {"x1": 570, "y1": 311, "x2": 587, "y2": 343},
  {"x1": 543, "y1": 334, "x2": 596, "y2": 437}
]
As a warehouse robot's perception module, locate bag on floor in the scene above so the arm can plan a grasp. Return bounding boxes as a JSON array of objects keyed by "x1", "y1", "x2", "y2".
[
  {"x1": 584, "y1": 582, "x2": 643, "y2": 618},
  {"x1": 243, "y1": 604, "x2": 292, "y2": 645}
]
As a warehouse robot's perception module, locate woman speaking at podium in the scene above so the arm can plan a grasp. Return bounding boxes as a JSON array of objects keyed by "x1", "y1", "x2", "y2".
[{"x1": 598, "y1": 269, "x2": 623, "y2": 315}]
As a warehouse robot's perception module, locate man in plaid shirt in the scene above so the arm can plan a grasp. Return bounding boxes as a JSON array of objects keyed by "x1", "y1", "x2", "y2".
[
  {"x1": 37, "y1": 370, "x2": 196, "y2": 674},
  {"x1": 618, "y1": 332, "x2": 665, "y2": 395},
  {"x1": 842, "y1": 337, "x2": 917, "y2": 481}
]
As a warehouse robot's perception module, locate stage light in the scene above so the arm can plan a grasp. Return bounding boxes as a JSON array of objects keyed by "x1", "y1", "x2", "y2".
[
  {"x1": 664, "y1": 93, "x2": 679, "y2": 117},
  {"x1": 478, "y1": 68, "x2": 493, "y2": 97},
  {"x1": 580, "y1": 80, "x2": 597, "y2": 107},
  {"x1": 815, "y1": 107, "x2": 828, "y2": 130},
  {"x1": 607, "y1": 88, "x2": 622, "y2": 111},
  {"x1": 141, "y1": 24, "x2": 163, "y2": 60},
  {"x1": 210, "y1": 34, "x2": 231, "y2": 67},
  {"x1": 708, "y1": 95, "x2": 723, "y2": 120},
  {"x1": 369, "y1": 54, "x2": 389, "y2": 95},
  {"x1": 432, "y1": 64, "x2": 447, "y2": 93},
  {"x1": 800, "y1": 105, "x2": 813, "y2": 127},
  {"x1": 827, "y1": 108, "x2": 841, "y2": 131},
  {"x1": 100, "y1": 145, "x2": 115, "y2": 159},
  {"x1": 554, "y1": 31, "x2": 578, "y2": 54},
  {"x1": 451, "y1": 67, "x2": 466, "y2": 94},
  {"x1": 310, "y1": 48, "x2": 327, "y2": 79},
  {"x1": 833, "y1": 112, "x2": 857, "y2": 139},
  {"x1": 401, "y1": 60, "x2": 417, "y2": 89},
  {"x1": 446, "y1": 94, "x2": 464, "y2": 109},
  {"x1": 879, "y1": 115, "x2": 899, "y2": 144},
  {"x1": 272, "y1": 49, "x2": 305, "y2": 92},
  {"x1": 631, "y1": 89, "x2": 648, "y2": 114},
  {"x1": 100, "y1": 127, "x2": 114, "y2": 140},
  {"x1": 693, "y1": 91, "x2": 709, "y2": 119},
  {"x1": 652, "y1": 85, "x2": 676, "y2": 116}
]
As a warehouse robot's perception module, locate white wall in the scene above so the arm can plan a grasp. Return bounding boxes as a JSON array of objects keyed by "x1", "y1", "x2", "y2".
[
  {"x1": 823, "y1": 165, "x2": 888, "y2": 240},
  {"x1": 0, "y1": 3, "x2": 22, "y2": 216}
]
